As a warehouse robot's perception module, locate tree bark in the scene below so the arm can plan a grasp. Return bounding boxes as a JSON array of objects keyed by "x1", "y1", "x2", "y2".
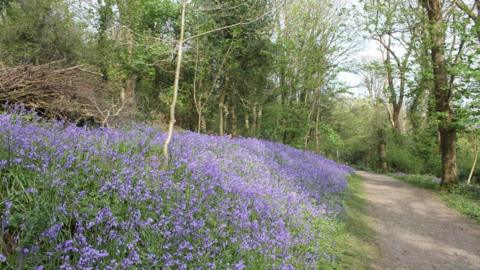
[
  {"x1": 439, "y1": 127, "x2": 458, "y2": 188},
  {"x1": 422, "y1": 0, "x2": 459, "y2": 189}
]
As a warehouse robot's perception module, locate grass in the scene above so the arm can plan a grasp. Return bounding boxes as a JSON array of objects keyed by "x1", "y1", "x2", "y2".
[
  {"x1": 332, "y1": 174, "x2": 380, "y2": 270},
  {"x1": 392, "y1": 174, "x2": 480, "y2": 223}
]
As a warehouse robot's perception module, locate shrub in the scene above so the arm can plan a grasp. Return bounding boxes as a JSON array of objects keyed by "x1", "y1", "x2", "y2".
[{"x1": 386, "y1": 144, "x2": 424, "y2": 174}]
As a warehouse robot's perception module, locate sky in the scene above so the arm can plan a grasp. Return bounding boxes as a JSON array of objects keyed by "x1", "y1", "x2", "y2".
[
  {"x1": 336, "y1": 0, "x2": 383, "y2": 97},
  {"x1": 337, "y1": 39, "x2": 383, "y2": 97}
]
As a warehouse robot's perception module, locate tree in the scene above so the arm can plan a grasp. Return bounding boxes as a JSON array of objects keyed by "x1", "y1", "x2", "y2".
[
  {"x1": 421, "y1": 0, "x2": 459, "y2": 189},
  {"x1": 163, "y1": 0, "x2": 187, "y2": 165},
  {"x1": 363, "y1": 66, "x2": 389, "y2": 170},
  {"x1": 267, "y1": 0, "x2": 353, "y2": 150},
  {"x1": 362, "y1": 0, "x2": 421, "y2": 133}
]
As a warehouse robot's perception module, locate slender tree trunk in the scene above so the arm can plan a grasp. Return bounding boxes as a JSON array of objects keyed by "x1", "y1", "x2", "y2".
[
  {"x1": 393, "y1": 104, "x2": 402, "y2": 132},
  {"x1": 252, "y1": 103, "x2": 257, "y2": 136},
  {"x1": 314, "y1": 106, "x2": 321, "y2": 153},
  {"x1": 231, "y1": 106, "x2": 238, "y2": 137},
  {"x1": 125, "y1": 28, "x2": 137, "y2": 109},
  {"x1": 304, "y1": 131, "x2": 310, "y2": 150},
  {"x1": 200, "y1": 116, "x2": 206, "y2": 133},
  {"x1": 163, "y1": 1, "x2": 187, "y2": 165},
  {"x1": 467, "y1": 149, "x2": 478, "y2": 185},
  {"x1": 224, "y1": 103, "x2": 229, "y2": 135},
  {"x1": 477, "y1": 0, "x2": 480, "y2": 43},
  {"x1": 468, "y1": 139, "x2": 478, "y2": 185},
  {"x1": 197, "y1": 111, "x2": 202, "y2": 133},
  {"x1": 257, "y1": 106, "x2": 262, "y2": 135},
  {"x1": 192, "y1": 42, "x2": 202, "y2": 133},
  {"x1": 385, "y1": 36, "x2": 400, "y2": 131},
  {"x1": 423, "y1": 0, "x2": 458, "y2": 190},
  {"x1": 219, "y1": 87, "x2": 226, "y2": 136},
  {"x1": 125, "y1": 73, "x2": 137, "y2": 108},
  {"x1": 385, "y1": 103, "x2": 396, "y2": 129},
  {"x1": 378, "y1": 128, "x2": 387, "y2": 171}
]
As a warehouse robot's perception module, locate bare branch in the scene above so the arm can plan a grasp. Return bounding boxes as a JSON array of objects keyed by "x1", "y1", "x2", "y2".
[{"x1": 185, "y1": 1, "x2": 286, "y2": 42}]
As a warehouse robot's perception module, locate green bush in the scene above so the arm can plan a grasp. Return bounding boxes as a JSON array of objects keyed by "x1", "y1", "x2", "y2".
[{"x1": 386, "y1": 144, "x2": 424, "y2": 174}]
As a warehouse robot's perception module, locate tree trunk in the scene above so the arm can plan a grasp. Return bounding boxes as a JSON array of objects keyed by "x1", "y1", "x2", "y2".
[
  {"x1": 304, "y1": 132, "x2": 310, "y2": 150},
  {"x1": 422, "y1": 0, "x2": 458, "y2": 190},
  {"x1": 252, "y1": 103, "x2": 257, "y2": 136},
  {"x1": 477, "y1": 0, "x2": 480, "y2": 43},
  {"x1": 476, "y1": 8, "x2": 480, "y2": 44},
  {"x1": 314, "y1": 106, "x2": 321, "y2": 153},
  {"x1": 125, "y1": 28, "x2": 137, "y2": 109},
  {"x1": 439, "y1": 127, "x2": 458, "y2": 188},
  {"x1": 257, "y1": 106, "x2": 262, "y2": 135},
  {"x1": 223, "y1": 103, "x2": 229, "y2": 135},
  {"x1": 193, "y1": 42, "x2": 202, "y2": 133},
  {"x1": 197, "y1": 111, "x2": 202, "y2": 133},
  {"x1": 200, "y1": 116, "x2": 206, "y2": 133},
  {"x1": 231, "y1": 106, "x2": 238, "y2": 137},
  {"x1": 378, "y1": 128, "x2": 388, "y2": 171},
  {"x1": 393, "y1": 104, "x2": 402, "y2": 132},
  {"x1": 467, "y1": 139, "x2": 478, "y2": 185},
  {"x1": 162, "y1": 1, "x2": 187, "y2": 165},
  {"x1": 219, "y1": 87, "x2": 226, "y2": 136},
  {"x1": 384, "y1": 36, "x2": 401, "y2": 132}
]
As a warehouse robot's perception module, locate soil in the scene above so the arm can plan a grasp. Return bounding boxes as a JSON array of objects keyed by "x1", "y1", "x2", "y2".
[{"x1": 357, "y1": 171, "x2": 480, "y2": 270}]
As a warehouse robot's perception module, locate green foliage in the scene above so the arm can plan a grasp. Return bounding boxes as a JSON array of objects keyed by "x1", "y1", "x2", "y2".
[
  {"x1": 319, "y1": 124, "x2": 344, "y2": 159},
  {"x1": 261, "y1": 103, "x2": 309, "y2": 147},
  {"x1": 0, "y1": 0, "x2": 84, "y2": 64},
  {"x1": 386, "y1": 143, "x2": 423, "y2": 174}
]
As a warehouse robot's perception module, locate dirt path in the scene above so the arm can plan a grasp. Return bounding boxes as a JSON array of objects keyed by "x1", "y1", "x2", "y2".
[{"x1": 357, "y1": 171, "x2": 480, "y2": 270}]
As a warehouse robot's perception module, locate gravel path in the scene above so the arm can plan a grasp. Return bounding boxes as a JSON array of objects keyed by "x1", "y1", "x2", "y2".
[{"x1": 357, "y1": 171, "x2": 480, "y2": 270}]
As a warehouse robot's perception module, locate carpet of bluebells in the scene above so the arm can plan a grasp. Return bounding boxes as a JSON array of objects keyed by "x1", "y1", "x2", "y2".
[{"x1": 0, "y1": 112, "x2": 352, "y2": 269}]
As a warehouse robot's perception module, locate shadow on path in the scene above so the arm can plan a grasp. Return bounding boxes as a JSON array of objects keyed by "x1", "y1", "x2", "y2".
[{"x1": 357, "y1": 171, "x2": 480, "y2": 270}]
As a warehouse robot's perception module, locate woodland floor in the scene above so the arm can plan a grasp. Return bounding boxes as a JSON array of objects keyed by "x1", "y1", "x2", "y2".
[{"x1": 357, "y1": 171, "x2": 480, "y2": 270}]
